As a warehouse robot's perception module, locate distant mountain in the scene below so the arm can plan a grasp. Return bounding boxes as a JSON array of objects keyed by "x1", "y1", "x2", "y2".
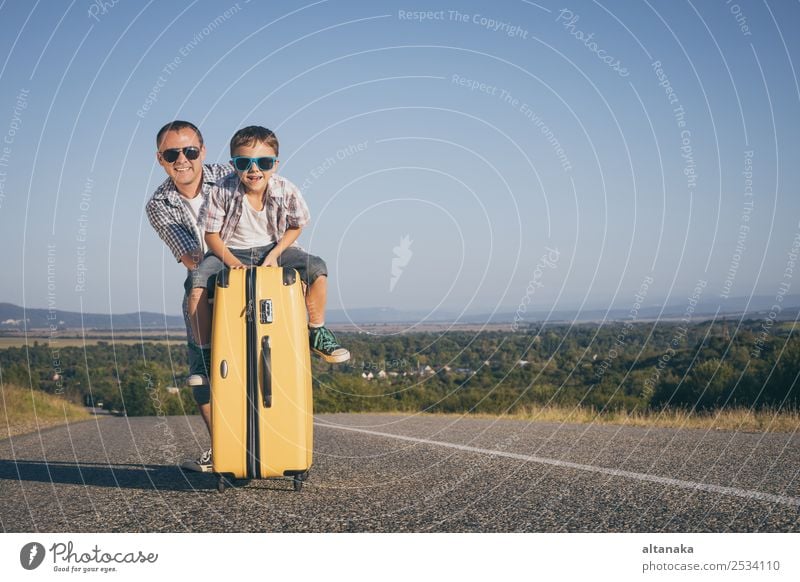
[
  {"x1": 0, "y1": 303, "x2": 184, "y2": 330},
  {"x1": 462, "y1": 294, "x2": 800, "y2": 324},
  {"x1": 328, "y1": 294, "x2": 800, "y2": 324},
  {"x1": 1, "y1": 293, "x2": 797, "y2": 331},
  {"x1": 325, "y1": 306, "x2": 456, "y2": 324}
]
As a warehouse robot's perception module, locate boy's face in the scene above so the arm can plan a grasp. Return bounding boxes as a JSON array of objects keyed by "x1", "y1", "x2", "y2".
[{"x1": 232, "y1": 141, "x2": 278, "y2": 194}]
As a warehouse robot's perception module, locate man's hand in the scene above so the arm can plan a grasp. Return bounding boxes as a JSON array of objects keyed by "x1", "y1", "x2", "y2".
[
  {"x1": 227, "y1": 258, "x2": 247, "y2": 269},
  {"x1": 179, "y1": 249, "x2": 203, "y2": 271}
]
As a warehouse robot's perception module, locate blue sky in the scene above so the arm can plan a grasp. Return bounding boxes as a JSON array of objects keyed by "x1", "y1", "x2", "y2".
[{"x1": 0, "y1": 0, "x2": 798, "y2": 320}]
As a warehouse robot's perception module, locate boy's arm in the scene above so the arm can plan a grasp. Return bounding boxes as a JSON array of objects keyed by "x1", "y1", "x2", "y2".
[
  {"x1": 262, "y1": 227, "x2": 302, "y2": 267},
  {"x1": 204, "y1": 179, "x2": 246, "y2": 268},
  {"x1": 205, "y1": 231, "x2": 246, "y2": 269},
  {"x1": 261, "y1": 178, "x2": 309, "y2": 267}
]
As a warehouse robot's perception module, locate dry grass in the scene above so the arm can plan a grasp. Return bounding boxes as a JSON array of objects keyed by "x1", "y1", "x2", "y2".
[
  {"x1": 507, "y1": 404, "x2": 800, "y2": 433},
  {"x1": 358, "y1": 406, "x2": 800, "y2": 433},
  {"x1": 0, "y1": 384, "x2": 94, "y2": 439},
  {"x1": 0, "y1": 337, "x2": 178, "y2": 348},
  {"x1": 347, "y1": 406, "x2": 800, "y2": 433}
]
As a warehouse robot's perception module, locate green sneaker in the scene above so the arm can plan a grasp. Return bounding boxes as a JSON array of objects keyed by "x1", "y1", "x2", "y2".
[{"x1": 309, "y1": 326, "x2": 350, "y2": 363}]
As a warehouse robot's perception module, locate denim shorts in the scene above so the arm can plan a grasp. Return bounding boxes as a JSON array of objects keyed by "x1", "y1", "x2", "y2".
[
  {"x1": 184, "y1": 244, "x2": 327, "y2": 291},
  {"x1": 184, "y1": 253, "x2": 225, "y2": 292}
]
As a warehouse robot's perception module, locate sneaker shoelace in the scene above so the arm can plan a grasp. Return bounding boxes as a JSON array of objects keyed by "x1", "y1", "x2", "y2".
[
  {"x1": 313, "y1": 327, "x2": 340, "y2": 352},
  {"x1": 199, "y1": 449, "x2": 212, "y2": 464}
]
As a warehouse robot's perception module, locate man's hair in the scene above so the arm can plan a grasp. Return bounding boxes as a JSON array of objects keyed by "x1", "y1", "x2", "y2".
[
  {"x1": 156, "y1": 120, "x2": 203, "y2": 148},
  {"x1": 230, "y1": 126, "x2": 279, "y2": 157}
]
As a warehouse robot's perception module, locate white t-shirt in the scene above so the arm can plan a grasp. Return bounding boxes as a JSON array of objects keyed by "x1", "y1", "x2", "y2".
[
  {"x1": 181, "y1": 194, "x2": 207, "y2": 255},
  {"x1": 227, "y1": 195, "x2": 275, "y2": 250}
]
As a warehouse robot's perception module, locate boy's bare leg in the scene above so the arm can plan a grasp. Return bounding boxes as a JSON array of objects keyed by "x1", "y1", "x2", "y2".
[{"x1": 306, "y1": 275, "x2": 327, "y2": 325}]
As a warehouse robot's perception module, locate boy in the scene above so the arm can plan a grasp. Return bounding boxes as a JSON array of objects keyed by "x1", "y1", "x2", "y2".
[{"x1": 194, "y1": 125, "x2": 349, "y2": 363}]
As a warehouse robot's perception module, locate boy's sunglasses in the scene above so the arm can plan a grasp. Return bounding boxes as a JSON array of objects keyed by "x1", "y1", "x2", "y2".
[
  {"x1": 231, "y1": 156, "x2": 277, "y2": 172},
  {"x1": 159, "y1": 146, "x2": 201, "y2": 163}
]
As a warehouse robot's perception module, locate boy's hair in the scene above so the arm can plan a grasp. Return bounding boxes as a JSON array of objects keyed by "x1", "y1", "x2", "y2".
[
  {"x1": 156, "y1": 120, "x2": 203, "y2": 148},
  {"x1": 230, "y1": 126, "x2": 279, "y2": 157}
]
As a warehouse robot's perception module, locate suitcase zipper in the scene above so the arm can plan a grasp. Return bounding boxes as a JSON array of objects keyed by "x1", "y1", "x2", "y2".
[{"x1": 245, "y1": 268, "x2": 261, "y2": 479}]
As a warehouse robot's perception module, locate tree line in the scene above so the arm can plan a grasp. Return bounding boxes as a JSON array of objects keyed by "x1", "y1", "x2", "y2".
[{"x1": 1, "y1": 319, "x2": 797, "y2": 416}]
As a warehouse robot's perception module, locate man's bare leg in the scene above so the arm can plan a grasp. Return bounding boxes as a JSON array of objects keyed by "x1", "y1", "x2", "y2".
[
  {"x1": 199, "y1": 403, "x2": 211, "y2": 435},
  {"x1": 187, "y1": 287, "x2": 212, "y2": 347}
]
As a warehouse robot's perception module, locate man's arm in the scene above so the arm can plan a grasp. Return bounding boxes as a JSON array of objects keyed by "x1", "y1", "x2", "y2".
[
  {"x1": 205, "y1": 231, "x2": 246, "y2": 269},
  {"x1": 179, "y1": 251, "x2": 203, "y2": 270},
  {"x1": 145, "y1": 198, "x2": 200, "y2": 263},
  {"x1": 262, "y1": 227, "x2": 302, "y2": 267}
]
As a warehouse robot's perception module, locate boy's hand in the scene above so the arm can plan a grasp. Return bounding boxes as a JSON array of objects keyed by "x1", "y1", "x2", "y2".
[
  {"x1": 261, "y1": 252, "x2": 279, "y2": 268},
  {"x1": 227, "y1": 258, "x2": 247, "y2": 269}
]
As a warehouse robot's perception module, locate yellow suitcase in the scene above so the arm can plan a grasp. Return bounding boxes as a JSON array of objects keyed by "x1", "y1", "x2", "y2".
[{"x1": 210, "y1": 266, "x2": 313, "y2": 493}]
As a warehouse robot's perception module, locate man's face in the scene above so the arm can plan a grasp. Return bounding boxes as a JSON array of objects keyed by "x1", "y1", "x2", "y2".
[
  {"x1": 157, "y1": 128, "x2": 206, "y2": 194},
  {"x1": 231, "y1": 141, "x2": 278, "y2": 195}
]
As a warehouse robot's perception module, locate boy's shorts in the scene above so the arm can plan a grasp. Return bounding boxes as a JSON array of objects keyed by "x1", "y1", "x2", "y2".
[{"x1": 184, "y1": 244, "x2": 327, "y2": 291}]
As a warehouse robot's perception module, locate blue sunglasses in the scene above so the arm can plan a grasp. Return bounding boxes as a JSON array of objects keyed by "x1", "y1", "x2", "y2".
[{"x1": 231, "y1": 156, "x2": 277, "y2": 172}]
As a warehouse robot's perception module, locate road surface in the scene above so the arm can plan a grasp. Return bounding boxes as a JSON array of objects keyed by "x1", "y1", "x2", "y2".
[{"x1": 1, "y1": 413, "x2": 798, "y2": 532}]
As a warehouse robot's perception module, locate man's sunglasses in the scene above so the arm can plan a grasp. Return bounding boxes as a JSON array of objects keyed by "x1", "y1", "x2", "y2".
[
  {"x1": 159, "y1": 146, "x2": 201, "y2": 163},
  {"x1": 231, "y1": 156, "x2": 277, "y2": 172}
]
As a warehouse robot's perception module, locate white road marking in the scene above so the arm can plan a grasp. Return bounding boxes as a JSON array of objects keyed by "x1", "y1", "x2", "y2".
[{"x1": 321, "y1": 423, "x2": 800, "y2": 507}]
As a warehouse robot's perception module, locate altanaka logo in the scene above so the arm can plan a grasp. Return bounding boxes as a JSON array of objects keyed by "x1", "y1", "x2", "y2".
[{"x1": 20, "y1": 542, "x2": 46, "y2": 570}]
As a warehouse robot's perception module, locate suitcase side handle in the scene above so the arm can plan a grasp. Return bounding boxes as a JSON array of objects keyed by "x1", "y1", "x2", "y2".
[{"x1": 261, "y1": 336, "x2": 272, "y2": 408}]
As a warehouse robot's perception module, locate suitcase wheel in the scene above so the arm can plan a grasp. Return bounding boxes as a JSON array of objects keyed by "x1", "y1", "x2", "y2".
[
  {"x1": 292, "y1": 471, "x2": 310, "y2": 492},
  {"x1": 217, "y1": 474, "x2": 233, "y2": 494}
]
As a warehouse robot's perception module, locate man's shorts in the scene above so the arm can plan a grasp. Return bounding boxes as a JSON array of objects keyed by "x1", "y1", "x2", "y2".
[{"x1": 184, "y1": 253, "x2": 224, "y2": 293}]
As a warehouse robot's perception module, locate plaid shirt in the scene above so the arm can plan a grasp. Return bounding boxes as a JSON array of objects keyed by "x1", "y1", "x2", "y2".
[
  {"x1": 206, "y1": 173, "x2": 310, "y2": 245},
  {"x1": 145, "y1": 163, "x2": 232, "y2": 262}
]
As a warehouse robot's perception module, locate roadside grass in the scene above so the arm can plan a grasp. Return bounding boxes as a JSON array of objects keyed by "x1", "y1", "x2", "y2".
[
  {"x1": 360, "y1": 405, "x2": 800, "y2": 433},
  {"x1": 0, "y1": 338, "x2": 179, "y2": 348},
  {"x1": 506, "y1": 405, "x2": 800, "y2": 433},
  {"x1": 0, "y1": 384, "x2": 94, "y2": 439},
  {"x1": 3, "y1": 381, "x2": 797, "y2": 437}
]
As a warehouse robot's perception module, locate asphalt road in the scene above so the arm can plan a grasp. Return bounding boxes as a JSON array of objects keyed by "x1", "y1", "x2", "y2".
[{"x1": 1, "y1": 413, "x2": 798, "y2": 532}]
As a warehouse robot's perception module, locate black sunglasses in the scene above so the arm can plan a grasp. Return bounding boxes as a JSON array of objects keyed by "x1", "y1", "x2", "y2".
[
  {"x1": 160, "y1": 146, "x2": 201, "y2": 163},
  {"x1": 231, "y1": 156, "x2": 277, "y2": 172}
]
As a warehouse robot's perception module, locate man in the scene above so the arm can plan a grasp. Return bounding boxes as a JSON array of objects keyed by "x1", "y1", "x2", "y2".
[{"x1": 145, "y1": 120, "x2": 230, "y2": 472}]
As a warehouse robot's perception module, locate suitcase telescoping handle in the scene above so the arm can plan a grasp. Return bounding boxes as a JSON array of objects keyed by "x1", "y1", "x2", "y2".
[{"x1": 261, "y1": 336, "x2": 272, "y2": 408}]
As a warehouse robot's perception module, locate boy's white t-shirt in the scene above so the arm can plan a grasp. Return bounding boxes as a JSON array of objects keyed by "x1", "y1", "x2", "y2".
[
  {"x1": 227, "y1": 194, "x2": 276, "y2": 250},
  {"x1": 180, "y1": 193, "x2": 207, "y2": 255}
]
